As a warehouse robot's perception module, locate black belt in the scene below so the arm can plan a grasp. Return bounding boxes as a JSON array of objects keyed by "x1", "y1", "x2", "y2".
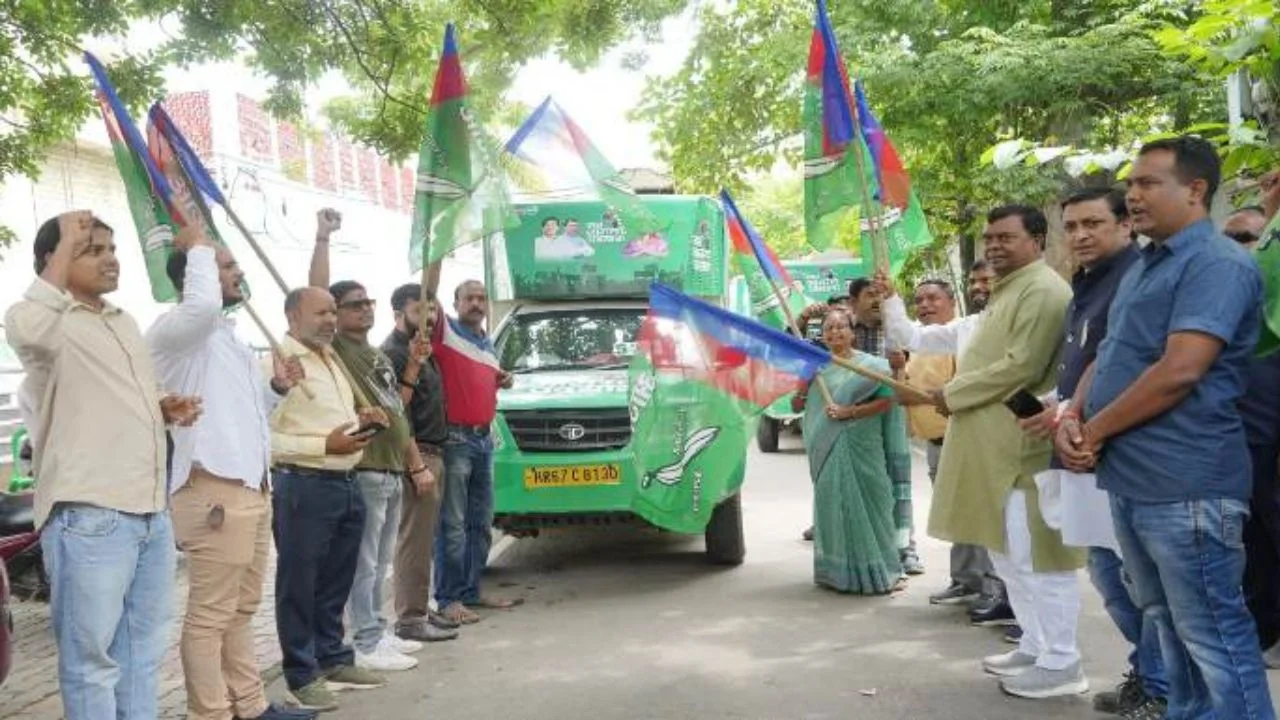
[
  {"x1": 928, "y1": 438, "x2": 945, "y2": 447},
  {"x1": 448, "y1": 423, "x2": 490, "y2": 436},
  {"x1": 273, "y1": 464, "x2": 353, "y2": 480}
]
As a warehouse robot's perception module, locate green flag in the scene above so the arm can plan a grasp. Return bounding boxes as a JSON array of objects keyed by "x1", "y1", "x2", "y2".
[
  {"x1": 409, "y1": 24, "x2": 515, "y2": 271},
  {"x1": 86, "y1": 53, "x2": 179, "y2": 302},
  {"x1": 1255, "y1": 211, "x2": 1280, "y2": 356},
  {"x1": 628, "y1": 354, "x2": 750, "y2": 533}
]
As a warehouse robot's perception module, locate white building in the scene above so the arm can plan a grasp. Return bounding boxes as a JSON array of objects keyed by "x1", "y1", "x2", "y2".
[{"x1": 0, "y1": 85, "x2": 482, "y2": 345}]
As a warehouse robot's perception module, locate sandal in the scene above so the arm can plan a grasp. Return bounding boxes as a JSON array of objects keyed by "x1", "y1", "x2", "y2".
[{"x1": 440, "y1": 602, "x2": 481, "y2": 625}]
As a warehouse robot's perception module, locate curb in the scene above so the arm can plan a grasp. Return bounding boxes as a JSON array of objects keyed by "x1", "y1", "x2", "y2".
[{"x1": 260, "y1": 531, "x2": 518, "y2": 685}]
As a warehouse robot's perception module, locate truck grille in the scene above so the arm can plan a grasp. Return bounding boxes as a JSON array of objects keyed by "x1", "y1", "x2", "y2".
[{"x1": 502, "y1": 409, "x2": 632, "y2": 453}]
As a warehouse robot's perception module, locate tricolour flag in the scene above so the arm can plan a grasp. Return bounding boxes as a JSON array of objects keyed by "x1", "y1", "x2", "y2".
[
  {"x1": 719, "y1": 190, "x2": 811, "y2": 331},
  {"x1": 504, "y1": 97, "x2": 667, "y2": 240},
  {"x1": 628, "y1": 284, "x2": 829, "y2": 531},
  {"x1": 85, "y1": 52, "x2": 181, "y2": 302},
  {"x1": 147, "y1": 103, "x2": 252, "y2": 302},
  {"x1": 802, "y1": 0, "x2": 874, "y2": 255},
  {"x1": 640, "y1": 284, "x2": 829, "y2": 410},
  {"x1": 852, "y1": 81, "x2": 933, "y2": 272},
  {"x1": 802, "y1": 1, "x2": 932, "y2": 272},
  {"x1": 146, "y1": 104, "x2": 226, "y2": 247},
  {"x1": 409, "y1": 24, "x2": 515, "y2": 271}
]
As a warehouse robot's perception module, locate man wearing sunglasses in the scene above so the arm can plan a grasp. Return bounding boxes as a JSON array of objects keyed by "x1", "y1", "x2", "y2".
[{"x1": 310, "y1": 210, "x2": 438, "y2": 676}]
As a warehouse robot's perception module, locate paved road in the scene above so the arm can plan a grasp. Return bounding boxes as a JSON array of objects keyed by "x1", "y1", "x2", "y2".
[{"x1": 284, "y1": 434, "x2": 1234, "y2": 720}]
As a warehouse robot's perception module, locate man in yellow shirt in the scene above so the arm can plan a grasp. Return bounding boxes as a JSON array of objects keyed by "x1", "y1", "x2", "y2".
[{"x1": 268, "y1": 287, "x2": 388, "y2": 710}]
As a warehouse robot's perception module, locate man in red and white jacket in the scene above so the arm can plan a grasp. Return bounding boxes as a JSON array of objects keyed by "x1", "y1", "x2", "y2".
[{"x1": 421, "y1": 268, "x2": 521, "y2": 625}]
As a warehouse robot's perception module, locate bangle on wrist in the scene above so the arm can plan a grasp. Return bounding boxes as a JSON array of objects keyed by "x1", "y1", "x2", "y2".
[{"x1": 409, "y1": 466, "x2": 427, "y2": 475}]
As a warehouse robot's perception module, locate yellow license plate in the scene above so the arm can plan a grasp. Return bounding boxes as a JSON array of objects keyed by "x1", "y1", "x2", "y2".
[{"x1": 523, "y1": 464, "x2": 622, "y2": 489}]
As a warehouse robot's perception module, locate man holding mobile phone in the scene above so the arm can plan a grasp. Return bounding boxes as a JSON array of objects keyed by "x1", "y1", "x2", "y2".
[
  {"x1": 926, "y1": 205, "x2": 1083, "y2": 700},
  {"x1": 268, "y1": 285, "x2": 389, "y2": 710},
  {"x1": 308, "y1": 211, "x2": 443, "y2": 676},
  {"x1": 1015, "y1": 188, "x2": 1161, "y2": 716}
]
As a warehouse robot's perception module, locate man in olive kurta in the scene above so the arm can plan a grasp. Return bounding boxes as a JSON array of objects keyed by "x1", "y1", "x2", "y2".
[{"x1": 928, "y1": 205, "x2": 1086, "y2": 699}]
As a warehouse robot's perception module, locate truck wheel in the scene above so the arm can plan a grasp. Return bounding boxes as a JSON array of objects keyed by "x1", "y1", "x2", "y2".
[
  {"x1": 705, "y1": 493, "x2": 745, "y2": 565},
  {"x1": 756, "y1": 417, "x2": 780, "y2": 453}
]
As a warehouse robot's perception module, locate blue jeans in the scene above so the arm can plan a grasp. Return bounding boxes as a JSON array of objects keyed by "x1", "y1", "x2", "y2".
[
  {"x1": 1088, "y1": 546, "x2": 1167, "y2": 699},
  {"x1": 272, "y1": 467, "x2": 365, "y2": 690},
  {"x1": 349, "y1": 470, "x2": 403, "y2": 653},
  {"x1": 42, "y1": 505, "x2": 175, "y2": 720},
  {"x1": 1111, "y1": 495, "x2": 1275, "y2": 720},
  {"x1": 434, "y1": 429, "x2": 493, "y2": 608}
]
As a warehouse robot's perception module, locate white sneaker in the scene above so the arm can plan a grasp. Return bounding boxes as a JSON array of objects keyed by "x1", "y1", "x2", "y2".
[
  {"x1": 982, "y1": 649, "x2": 1036, "y2": 677},
  {"x1": 355, "y1": 645, "x2": 418, "y2": 672},
  {"x1": 999, "y1": 662, "x2": 1089, "y2": 699},
  {"x1": 381, "y1": 631, "x2": 424, "y2": 655}
]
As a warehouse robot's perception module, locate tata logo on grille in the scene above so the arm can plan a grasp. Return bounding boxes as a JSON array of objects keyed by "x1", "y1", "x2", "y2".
[{"x1": 558, "y1": 423, "x2": 586, "y2": 441}]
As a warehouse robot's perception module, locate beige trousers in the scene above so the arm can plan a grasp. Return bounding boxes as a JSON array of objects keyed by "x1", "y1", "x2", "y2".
[
  {"x1": 173, "y1": 469, "x2": 271, "y2": 720},
  {"x1": 394, "y1": 451, "x2": 445, "y2": 624}
]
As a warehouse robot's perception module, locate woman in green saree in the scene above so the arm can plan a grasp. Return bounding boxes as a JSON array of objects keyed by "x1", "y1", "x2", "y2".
[{"x1": 792, "y1": 308, "x2": 912, "y2": 595}]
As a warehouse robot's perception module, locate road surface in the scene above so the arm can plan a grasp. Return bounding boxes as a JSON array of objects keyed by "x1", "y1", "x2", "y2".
[{"x1": 276, "y1": 433, "x2": 1276, "y2": 719}]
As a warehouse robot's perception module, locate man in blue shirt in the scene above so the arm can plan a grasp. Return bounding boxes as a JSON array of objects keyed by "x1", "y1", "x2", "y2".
[
  {"x1": 1059, "y1": 136, "x2": 1274, "y2": 720},
  {"x1": 1018, "y1": 188, "x2": 1164, "y2": 716}
]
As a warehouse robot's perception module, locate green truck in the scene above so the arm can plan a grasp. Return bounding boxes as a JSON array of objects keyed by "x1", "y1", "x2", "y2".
[
  {"x1": 728, "y1": 255, "x2": 866, "y2": 453},
  {"x1": 483, "y1": 195, "x2": 749, "y2": 564}
]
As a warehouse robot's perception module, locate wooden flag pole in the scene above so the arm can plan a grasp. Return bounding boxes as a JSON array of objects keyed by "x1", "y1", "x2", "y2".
[
  {"x1": 221, "y1": 207, "x2": 290, "y2": 296},
  {"x1": 328, "y1": 351, "x2": 376, "y2": 410},
  {"x1": 762, "y1": 272, "x2": 931, "y2": 404},
  {"x1": 847, "y1": 88, "x2": 891, "y2": 276},
  {"x1": 162, "y1": 148, "x2": 316, "y2": 398},
  {"x1": 829, "y1": 353, "x2": 933, "y2": 405}
]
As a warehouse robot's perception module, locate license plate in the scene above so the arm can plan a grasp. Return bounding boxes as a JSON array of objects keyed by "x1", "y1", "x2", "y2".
[{"x1": 523, "y1": 463, "x2": 622, "y2": 489}]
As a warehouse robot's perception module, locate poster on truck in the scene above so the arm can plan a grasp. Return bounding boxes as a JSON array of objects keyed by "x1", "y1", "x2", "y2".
[{"x1": 496, "y1": 196, "x2": 726, "y2": 300}]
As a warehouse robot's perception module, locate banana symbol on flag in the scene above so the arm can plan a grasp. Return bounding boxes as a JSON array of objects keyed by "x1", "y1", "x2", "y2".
[{"x1": 641, "y1": 427, "x2": 720, "y2": 489}]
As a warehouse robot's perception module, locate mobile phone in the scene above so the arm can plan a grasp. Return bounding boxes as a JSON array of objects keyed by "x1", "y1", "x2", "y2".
[
  {"x1": 347, "y1": 421, "x2": 387, "y2": 438},
  {"x1": 1003, "y1": 388, "x2": 1046, "y2": 419}
]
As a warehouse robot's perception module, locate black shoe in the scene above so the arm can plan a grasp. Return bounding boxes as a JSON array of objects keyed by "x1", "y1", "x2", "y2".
[
  {"x1": 1119, "y1": 697, "x2": 1167, "y2": 720},
  {"x1": 1002, "y1": 625, "x2": 1023, "y2": 644},
  {"x1": 237, "y1": 703, "x2": 320, "y2": 720},
  {"x1": 968, "y1": 593, "x2": 998, "y2": 614},
  {"x1": 427, "y1": 609, "x2": 462, "y2": 630},
  {"x1": 398, "y1": 620, "x2": 459, "y2": 642},
  {"x1": 929, "y1": 582, "x2": 979, "y2": 606},
  {"x1": 969, "y1": 601, "x2": 1016, "y2": 627},
  {"x1": 802, "y1": 526, "x2": 814, "y2": 542},
  {"x1": 1094, "y1": 672, "x2": 1147, "y2": 715}
]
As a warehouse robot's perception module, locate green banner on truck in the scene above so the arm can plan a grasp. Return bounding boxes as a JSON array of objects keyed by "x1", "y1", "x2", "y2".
[{"x1": 491, "y1": 196, "x2": 726, "y2": 300}]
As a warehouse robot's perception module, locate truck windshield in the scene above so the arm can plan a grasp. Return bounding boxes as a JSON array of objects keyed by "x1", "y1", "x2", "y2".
[{"x1": 497, "y1": 309, "x2": 644, "y2": 373}]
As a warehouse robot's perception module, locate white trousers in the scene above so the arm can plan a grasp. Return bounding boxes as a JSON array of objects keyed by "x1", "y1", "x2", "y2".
[{"x1": 988, "y1": 489, "x2": 1082, "y2": 670}]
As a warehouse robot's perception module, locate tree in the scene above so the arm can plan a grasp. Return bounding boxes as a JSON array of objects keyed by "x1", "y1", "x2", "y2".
[
  {"x1": 635, "y1": 0, "x2": 1220, "y2": 273},
  {"x1": 738, "y1": 175, "x2": 807, "y2": 259},
  {"x1": 0, "y1": 0, "x2": 691, "y2": 248}
]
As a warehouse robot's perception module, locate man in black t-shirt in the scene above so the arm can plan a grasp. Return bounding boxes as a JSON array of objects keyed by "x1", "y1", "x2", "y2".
[{"x1": 383, "y1": 283, "x2": 459, "y2": 642}]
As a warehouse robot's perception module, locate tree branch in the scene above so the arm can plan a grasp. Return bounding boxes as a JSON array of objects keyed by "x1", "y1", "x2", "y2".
[{"x1": 313, "y1": 0, "x2": 425, "y2": 119}]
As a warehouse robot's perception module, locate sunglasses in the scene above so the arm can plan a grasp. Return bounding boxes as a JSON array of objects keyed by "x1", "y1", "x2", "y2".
[
  {"x1": 338, "y1": 298, "x2": 377, "y2": 311},
  {"x1": 1226, "y1": 231, "x2": 1259, "y2": 245}
]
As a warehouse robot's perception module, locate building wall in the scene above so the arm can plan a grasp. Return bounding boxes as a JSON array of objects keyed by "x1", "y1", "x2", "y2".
[{"x1": 0, "y1": 91, "x2": 482, "y2": 346}]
